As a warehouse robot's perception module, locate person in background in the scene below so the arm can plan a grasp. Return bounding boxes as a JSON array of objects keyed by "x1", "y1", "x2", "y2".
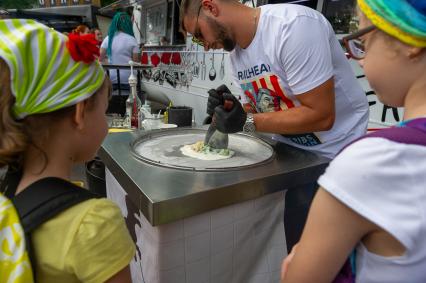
[
  {"x1": 159, "y1": 36, "x2": 170, "y2": 46},
  {"x1": 281, "y1": 0, "x2": 426, "y2": 282},
  {"x1": 72, "y1": 24, "x2": 89, "y2": 35},
  {"x1": 92, "y1": 27, "x2": 103, "y2": 45},
  {"x1": 100, "y1": 12, "x2": 140, "y2": 115},
  {"x1": 0, "y1": 19, "x2": 135, "y2": 283},
  {"x1": 180, "y1": 0, "x2": 369, "y2": 252}
]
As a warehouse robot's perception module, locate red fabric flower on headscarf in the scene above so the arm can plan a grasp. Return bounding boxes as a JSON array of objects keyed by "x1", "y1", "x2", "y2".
[{"x1": 66, "y1": 33, "x2": 100, "y2": 64}]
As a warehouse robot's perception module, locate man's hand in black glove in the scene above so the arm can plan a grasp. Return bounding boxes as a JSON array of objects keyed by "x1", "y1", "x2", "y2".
[
  {"x1": 215, "y1": 93, "x2": 247, "y2": 133},
  {"x1": 206, "y1": 84, "x2": 232, "y2": 116}
]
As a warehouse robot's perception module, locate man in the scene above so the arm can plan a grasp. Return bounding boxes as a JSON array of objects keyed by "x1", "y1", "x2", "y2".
[
  {"x1": 180, "y1": 0, "x2": 368, "y2": 250},
  {"x1": 180, "y1": 0, "x2": 368, "y2": 158}
]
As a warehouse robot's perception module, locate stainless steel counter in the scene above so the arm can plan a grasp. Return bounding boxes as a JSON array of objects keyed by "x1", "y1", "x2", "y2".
[{"x1": 99, "y1": 128, "x2": 329, "y2": 226}]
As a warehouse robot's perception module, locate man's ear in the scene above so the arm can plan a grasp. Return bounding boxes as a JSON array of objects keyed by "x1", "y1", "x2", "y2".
[
  {"x1": 74, "y1": 101, "x2": 87, "y2": 130},
  {"x1": 201, "y1": 0, "x2": 220, "y2": 17}
]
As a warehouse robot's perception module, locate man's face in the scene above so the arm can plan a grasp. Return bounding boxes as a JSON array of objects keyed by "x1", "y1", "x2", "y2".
[{"x1": 185, "y1": 5, "x2": 236, "y2": 51}]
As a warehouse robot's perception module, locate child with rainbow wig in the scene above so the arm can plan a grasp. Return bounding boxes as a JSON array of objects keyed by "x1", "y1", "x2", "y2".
[
  {"x1": 0, "y1": 20, "x2": 135, "y2": 282},
  {"x1": 281, "y1": 0, "x2": 426, "y2": 282}
]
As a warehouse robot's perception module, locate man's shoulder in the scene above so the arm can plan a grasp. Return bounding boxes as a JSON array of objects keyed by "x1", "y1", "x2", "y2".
[{"x1": 261, "y1": 4, "x2": 325, "y2": 26}]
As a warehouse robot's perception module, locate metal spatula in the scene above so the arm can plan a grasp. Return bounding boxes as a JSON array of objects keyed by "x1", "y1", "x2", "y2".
[
  {"x1": 205, "y1": 100, "x2": 234, "y2": 149},
  {"x1": 208, "y1": 126, "x2": 229, "y2": 149}
]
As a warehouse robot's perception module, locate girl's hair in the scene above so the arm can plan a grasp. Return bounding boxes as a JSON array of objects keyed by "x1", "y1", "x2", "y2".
[
  {"x1": 0, "y1": 59, "x2": 106, "y2": 169},
  {"x1": 107, "y1": 12, "x2": 135, "y2": 59},
  {"x1": 73, "y1": 24, "x2": 89, "y2": 34},
  {"x1": 0, "y1": 59, "x2": 28, "y2": 167}
]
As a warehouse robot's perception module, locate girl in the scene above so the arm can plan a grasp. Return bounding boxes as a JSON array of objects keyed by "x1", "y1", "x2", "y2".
[
  {"x1": 73, "y1": 24, "x2": 90, "y2": 35},
  {"x1": 281, "y1": 0, "x2": 426, "y2": 282},
  {"x1": 100, "y1": 12, "x2": 139, "y2": 115},
  {"x1": 0, "y1": 20, "x2": 135, "y2": 282}
]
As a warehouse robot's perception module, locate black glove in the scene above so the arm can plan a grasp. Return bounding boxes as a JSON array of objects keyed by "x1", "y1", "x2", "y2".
[
  {"x1": 206, "y1": 84, "x2": 232, "y2": 116},
  {"x1": 215, "y1": 93, "x2": 247, "y2": 133}
]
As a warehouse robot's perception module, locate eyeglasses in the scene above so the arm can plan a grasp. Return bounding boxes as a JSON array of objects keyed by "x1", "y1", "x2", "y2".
[
  {"x1": 191, "y1": 4, "x2": 204, "y2": 46},
  {"x1": 342, "y1": 25, "x2": 376, "y2": 60}
]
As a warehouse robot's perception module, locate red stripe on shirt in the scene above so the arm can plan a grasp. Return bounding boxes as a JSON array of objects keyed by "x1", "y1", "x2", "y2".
[{"x1": 270, "y1": 75, "x2": 295, "y2": 109}]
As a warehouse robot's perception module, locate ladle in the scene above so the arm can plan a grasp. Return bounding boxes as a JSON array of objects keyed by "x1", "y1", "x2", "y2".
[
  {"x1": 193, "y1": 45, "x2": 200, "y2": 77},
  {"x1": 201, "y1": 53, "x2": 206, "y2": 80},
  {"x1": 209, "y1": 53, "x2": 216, "y2": 81},
  {"x1": 219, "y1": 53, "x2": 225, "y2": 80}
]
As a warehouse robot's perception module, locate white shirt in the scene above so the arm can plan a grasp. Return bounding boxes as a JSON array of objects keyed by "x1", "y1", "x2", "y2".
[
  {"x1": 230, "y1": 4, "x2": 369, "y2": 158},
  {"x1": 101, "y1": 32, "x2": 138, "y2": 85},
  {"x1": 318, "y1": 138, "x2": 426, "y2": 283}
]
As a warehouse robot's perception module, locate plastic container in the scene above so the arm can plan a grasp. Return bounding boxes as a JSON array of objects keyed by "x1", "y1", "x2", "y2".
[
  {"x1": 140, "y1": 103, "x2": 152, "y2": 118},
  {"x1": 168, "y1": 106, "x2": 193, "y2": 127},
  {"x1": 142, "y1": 117, "x2": 163, "y2": 130}
]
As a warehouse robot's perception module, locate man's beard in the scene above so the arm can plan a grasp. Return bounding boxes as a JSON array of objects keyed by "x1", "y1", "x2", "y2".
[{"x1": 210, "y1": 18, "x2": 236, "y2": 51}]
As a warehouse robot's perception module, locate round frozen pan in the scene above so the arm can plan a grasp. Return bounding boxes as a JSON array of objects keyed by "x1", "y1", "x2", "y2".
[{"x1": 131, "y1": 128, "x2": 275, "y2": 171}]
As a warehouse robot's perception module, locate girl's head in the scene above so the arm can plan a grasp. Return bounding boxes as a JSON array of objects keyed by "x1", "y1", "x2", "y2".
[
  {"x1": 0, "y1": 20, "x2": 110, "y2": 169},
  {"x1": 92, "y1": 28, "x2": 103, "y2": 42},
  {"x1": 73, "y1": 24, "x2": 90, "y2": 35},
  {"x1": 346, "y1": 0, "x2": 426, "y2": 107}
]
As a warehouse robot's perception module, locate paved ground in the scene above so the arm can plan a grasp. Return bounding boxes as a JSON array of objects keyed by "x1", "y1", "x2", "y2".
[{"x1": 0, "y1": 164, "x2": 88, "y2": 189}]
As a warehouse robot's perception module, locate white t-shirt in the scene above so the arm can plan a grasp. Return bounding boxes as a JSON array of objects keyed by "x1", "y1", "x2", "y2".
[
  {"x1": 230, "y1": 4, "x2": 369, "y2": 158},
  {"x1": 318, "y1": 138, "x2": 426, "y2": 283},
  {"x1": 101, "y1": 32, "x2": 139, "y2": 85}
]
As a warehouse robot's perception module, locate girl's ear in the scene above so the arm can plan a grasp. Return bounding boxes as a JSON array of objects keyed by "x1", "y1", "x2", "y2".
[
  {"x1": 407, "y1": 46, "x2": 424, "y2": 60},
  {"x1": 74, "y1": 101, "x2": 86, "y2": 130}
]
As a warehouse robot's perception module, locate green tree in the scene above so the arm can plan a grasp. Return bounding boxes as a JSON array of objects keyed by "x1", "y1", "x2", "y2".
[
  {"x1": 101, "y1": 0, "x2": 116, "y2": 7},
  {"x1": 0, "y1": 0, "x2": 38, "y2": 9}
]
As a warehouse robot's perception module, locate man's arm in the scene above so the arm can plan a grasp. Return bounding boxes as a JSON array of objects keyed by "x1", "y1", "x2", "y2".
[{"x1": 252, "y1": 77, "x2": 335, "y2": 134}]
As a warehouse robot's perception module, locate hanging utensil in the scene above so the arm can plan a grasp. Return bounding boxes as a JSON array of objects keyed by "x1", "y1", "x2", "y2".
[
  {"x1": 195, "y1": 45, "x2": 200, "y2": 77},
  {"x1": 201, "y1": 53, "x2": 206, "y2": 80},
  {"x1": 219, "y1": 53, "x2": 225, "y2": 80},
  {"x1": 209, "y1": 53, "x2": 216, "y2": 81}
]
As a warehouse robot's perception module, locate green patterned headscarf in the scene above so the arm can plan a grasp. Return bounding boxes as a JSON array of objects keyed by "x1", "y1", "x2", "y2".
[
  {"x1": 358, "y1": 0, "x2": 426, "y2": 47},
  {"x1": 0, "y1": 19, "x2": 105, "y2": 119}
]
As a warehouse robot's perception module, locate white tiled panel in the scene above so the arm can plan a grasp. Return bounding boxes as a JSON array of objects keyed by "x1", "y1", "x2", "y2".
[{"x1": 106, "y1": 169, "x2": 287, "y2": 283}]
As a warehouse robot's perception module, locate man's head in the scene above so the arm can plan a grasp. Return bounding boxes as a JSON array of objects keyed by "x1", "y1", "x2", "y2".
[{"x1": 180, "y1": 0, "x2": 237, "y2": 51}]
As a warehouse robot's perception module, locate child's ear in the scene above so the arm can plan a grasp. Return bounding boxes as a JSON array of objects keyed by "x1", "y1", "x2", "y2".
[
  {"x1": 407, "y1": 46, "x2": 424, "y2": 60},
  {"x1": 74, "y1": 101, "x2": 86, "y2": 130}
]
